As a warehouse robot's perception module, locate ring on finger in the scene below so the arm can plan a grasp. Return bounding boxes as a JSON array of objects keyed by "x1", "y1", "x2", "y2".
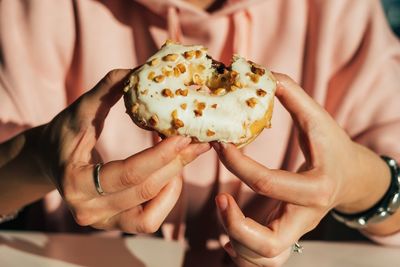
[
  {"x1": 292, "y1": 242, "x2": 303, "y2": 253},
  {"x1": 94, "y1": 163, "x2": 106, "y2": 196}
]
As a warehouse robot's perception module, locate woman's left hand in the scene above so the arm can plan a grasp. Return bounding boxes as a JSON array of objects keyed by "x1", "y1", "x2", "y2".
[{"x1": 212, "y1": 73, "x2": 391, "y2": 266}]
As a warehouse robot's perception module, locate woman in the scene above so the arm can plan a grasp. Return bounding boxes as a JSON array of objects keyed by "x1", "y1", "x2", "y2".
[{"x1": 1, "y1": 0, "x2": 399, "y2": 266}]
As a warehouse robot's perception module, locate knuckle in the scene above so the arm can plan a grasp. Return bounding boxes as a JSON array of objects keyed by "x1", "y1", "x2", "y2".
[
  {"x1": 158, "y1": 149, "x2": 173, "y2": 165},
  {"x1": 138, "y1": 215, "x2": 160, "y2": 234},
  {"x1": 104, "y1": 69, "x2": 120, "y2": 86},
  {"x1": 138, "y1": 181, "x2": 158, "y2": 202},
  {"x1": 313, "y1": 175, "x2": 335, "y2": 208},
  {"x1": 73, "y1": 207, "x2": 94, "y2": 226},
  {"x1": 121, "y1": 166, "x2": 135, "y2": 188},
  {"x1": 61, "y1": 171, "x2": 82, "y2": 204},
  {"x1": 121, "y1": 160, "x2": 143, "y2": 187},
  {"x1": 259, "y1": 243, "x2": 280, "y2": 258},
  {"x1": 251, "y1": 175, "x2": 273, "y2": 195}
]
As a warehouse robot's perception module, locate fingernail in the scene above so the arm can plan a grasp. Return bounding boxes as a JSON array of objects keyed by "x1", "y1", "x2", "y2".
[
  {"x1": 216, "y1": 194, "x2": 228, "y2": 212},
  {"x1": 176, "y1": 136, "x2": 192, "y2": 150},
  {"x1": 224, "y1": 242, "x2": 237, "y2": 258}
]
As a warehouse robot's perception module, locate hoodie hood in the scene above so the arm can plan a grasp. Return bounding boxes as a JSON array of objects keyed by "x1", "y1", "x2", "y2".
[{"x1": 133, "y1": 0, "x2": 267, "y2": 62}]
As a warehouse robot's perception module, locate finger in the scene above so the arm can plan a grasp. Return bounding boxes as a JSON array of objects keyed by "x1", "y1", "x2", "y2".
[
  {"x1": 91, "y1": 143, "x2": 210, "y2": 219},
  {"x1": 273, "y1": 72, "x2": 332, "y2": 131},
  {"x1": 66, "y1": 69, "x2": 133, "y2": 163},
  {"x1": 74, "y1": 138, "x2": 208, "y2": 197},
  {"x1": 216, "y1": 193, "x2": 289, "y2": 258},
  {"x1": 229, "y1": 241, "x2": 291, "y2": 267},
  {"x1": 99, "y1": 136, "x2": 193, "y2": 193},
  {"x1": 217, "y1": 194, "x2": 316, "y2": 260},
  {"x1": 79, "y1": 69, "x2": 133, "y2": 121},
  {"x1": 102, "y1": 139, "x2": 209, "y2": 193},
  {"x1": 107, "y1": 176, "x2": 183, "y2": 234},
  {"x1": 213, "y1": 143, "x2": 320, "y2": 206}
]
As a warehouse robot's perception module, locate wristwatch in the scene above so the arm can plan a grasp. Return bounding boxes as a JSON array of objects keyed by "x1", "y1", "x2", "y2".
[
  {"x1": 0, "y1": 209, "x2": 20, "y2": 224},
  {"x1": 331, "y1": 156, "x2": 400, "y2": 229}
]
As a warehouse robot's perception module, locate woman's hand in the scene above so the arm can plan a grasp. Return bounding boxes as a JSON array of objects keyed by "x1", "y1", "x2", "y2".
[
  {"x1": 39, "y1": 69, "x2": 210, "y2": 233},
  {"x1": 213, "y1": 73, "x2": 391, "y2": 266}
]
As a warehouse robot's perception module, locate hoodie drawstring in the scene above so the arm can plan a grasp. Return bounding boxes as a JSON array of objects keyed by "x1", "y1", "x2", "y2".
[{"x1": 167, "y1": 6, "x2": 183, "y2": 42}]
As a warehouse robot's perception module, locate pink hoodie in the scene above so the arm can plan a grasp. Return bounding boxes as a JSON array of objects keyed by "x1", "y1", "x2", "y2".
[{"x1": 1, "y1": 0, "x2": 400, "y2": 251}]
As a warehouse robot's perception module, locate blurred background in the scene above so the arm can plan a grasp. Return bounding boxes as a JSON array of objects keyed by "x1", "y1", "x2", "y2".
[{"x1": 382, "y1": 0, "x2": 400, "y2": 37}]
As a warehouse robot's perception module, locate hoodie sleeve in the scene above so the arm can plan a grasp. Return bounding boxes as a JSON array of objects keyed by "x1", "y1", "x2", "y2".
[
  {"x1": 320, "y1": 0, "x2": 400, "y2": 244},
  {"x1": 0, "y1": 0, "x2": 76, "y2": 141}
]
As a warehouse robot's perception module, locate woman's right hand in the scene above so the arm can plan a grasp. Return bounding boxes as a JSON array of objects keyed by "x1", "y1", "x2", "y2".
[{"x1": 40, "y1": 69, "x2": 210, "y2": 233}]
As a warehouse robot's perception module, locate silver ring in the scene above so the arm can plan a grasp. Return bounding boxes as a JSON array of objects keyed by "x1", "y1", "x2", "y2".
[
  {"x1": 94, "y1": 163, "x2": 106, "y2": 196},
  {"x1": 292, "y1": 242, "x2": 303, "y2": 253}
]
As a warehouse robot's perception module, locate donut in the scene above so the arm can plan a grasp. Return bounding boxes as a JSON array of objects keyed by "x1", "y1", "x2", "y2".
[{"x1": 123, "y1": 40, "x2": 276, "y2": 147}]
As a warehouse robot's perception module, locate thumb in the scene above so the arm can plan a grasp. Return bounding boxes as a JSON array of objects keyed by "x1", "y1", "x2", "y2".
[
  {"x1": 215, "y1": 193, "x2": 245, "y2": 232},
  {"x1": 273, "y1": 72, "x2": 332, "y2": 132},
  {"x1": 79, "y1": 69, "x2": 132, "y2": 122}
]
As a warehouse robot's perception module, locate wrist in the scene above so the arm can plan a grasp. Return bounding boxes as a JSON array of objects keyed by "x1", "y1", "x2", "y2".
[
  {"x1": 0, "y1": 125, "x2": 54, "y2": 214},
  {"x1": 332, "y1": 155, "x2": 400, "y2": 230},
  {"x1": 335, "y1": 145, "x2": 391, "y2": 214}
]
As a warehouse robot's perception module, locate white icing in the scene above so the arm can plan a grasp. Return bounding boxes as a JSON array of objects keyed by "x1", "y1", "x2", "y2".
[{"x1": 124, "y1": 41, "x2": 276, "y2": 144}]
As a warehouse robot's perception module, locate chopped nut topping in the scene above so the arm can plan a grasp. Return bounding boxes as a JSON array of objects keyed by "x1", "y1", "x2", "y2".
[
  {"x1": 256, "y1": 89, "x2": 267, "y2": 97},
  {"x1": 177, "y1": 63, "x2": 186, "y2": 73},
  {"x1": 173, "y1": 67, "x2": 180, "y2": 77},
  {"x1": 171, "y1": 110, "x2": 184, "y2": 129},
  {"x1": 234, "y1": 80, "x2": 242, "y2": 88},
  {"x1": 246, "y1": 97, "x2": 258, "y2": 108},
  {"x1": 131, "y1": 103, "x2": 139, "y2": 113},
  {"x1": 211, "y1": 104, "x2": 218, "y2": 109},
  {"x1": 172, "y1": 109, "x2": 178, "y2": 119},
  {"x1": 194, "y1": 110, "x2": 203, "y2": 117},
  {"x1": 197, "y1": 102, "x2": 206, "y2": 110},
  {"x1": 171, "y1": 109, "x2": 184, "y2": 128},
  {"x1": 195, "y1": 50, "x2": 202, "y2": 58},
  {"x1": 161, "y1": 67, "x2": 173, "y2": 77},
  {"x1": 180, "y1": 103, "x2": 187, "y2": 110},
  {"x1": 213, "y1": 88, "x2": 226, "y2": 95},
  {"x1": 149, "y1": 115, "x2": 159, "y2": 126},
  {"x1": 164, "y1": 39, "x2": 174, "y2": 46},
  {"x1": 251, "y1": 65, "x2": 266, "y2": 76},
  {"x1": 230, "y1": 85, "x2": 239, "y2": 92},
  {"x1": 173, "y1": 118, "x2": 184, "y2": 129},
  {"x1": 198, "y1": 64, "x2": 206, "y2": 71},
  {"x1": 175, "y1": 88, "x2": 188, "y2": 96},
  {"x1": 162, "y1": 88, "x2": 174, "y2": 97},
  {"x1": 148, "y1": 71, "x2": 155, "y2": 80},
  {"x1": 154, "y1": 75, "x2": 165, "y2": 83},
  {"x1": 206, "y1": 129, "x2": 215, "y2": 136},
  {"x1": 162, "y1": 53, "x2": 179, "y2": 62},
  {"x1": 183, "y1": 50, "x2": 196, "y2": 59},
  {"x1": 230, "y1": 71, "x2": 239, "y2": 79},
  {"x1": 148, "y1": 58, "x2": 160, "y2": 66},
  {"x1": 193, "y1": 74, "x2": 203, "y2": 85},
  {"x1": 140, "y1": 89, "x2": 148, "y2": 95},
  {"x1": 247, "y1": 73, "x2": 260, "y2": 83}
]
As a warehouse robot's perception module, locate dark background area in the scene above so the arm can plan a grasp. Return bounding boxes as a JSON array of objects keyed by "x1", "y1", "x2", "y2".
[{"x1": 382, "y1": 0, "x2": 400, "y2": 37}]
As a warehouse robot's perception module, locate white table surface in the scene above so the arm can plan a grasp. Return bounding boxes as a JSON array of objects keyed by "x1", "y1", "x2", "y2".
[{"x1": 0, "y1": 231, "x2": 399, "y2": 267}]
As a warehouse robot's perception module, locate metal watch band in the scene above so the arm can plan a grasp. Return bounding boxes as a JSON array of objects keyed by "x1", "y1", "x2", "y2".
[
  {"x1": 331, "y1": 155, "x2": 400, "y2": 229},
  {"x1": 0, "y1": 209, "x2": 20, "y2": 224}
]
